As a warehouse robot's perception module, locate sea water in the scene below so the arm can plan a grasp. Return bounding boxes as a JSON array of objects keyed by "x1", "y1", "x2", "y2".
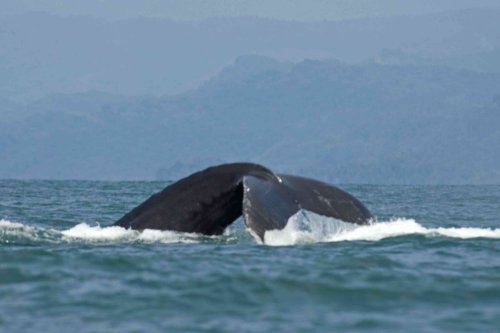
[{"x1": 1, "y1": 180, "x2": 499, "y2": 332}]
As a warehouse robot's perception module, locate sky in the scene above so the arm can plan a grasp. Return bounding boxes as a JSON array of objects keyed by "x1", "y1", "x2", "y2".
[{"x1": 3, "y1": 0, "x2": 500, "y2": 21}]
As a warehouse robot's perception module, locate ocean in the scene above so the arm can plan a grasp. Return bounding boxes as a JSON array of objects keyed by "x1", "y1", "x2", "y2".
[{"x1": 1, "y1": 180, "x2": 499, "y2": 332}]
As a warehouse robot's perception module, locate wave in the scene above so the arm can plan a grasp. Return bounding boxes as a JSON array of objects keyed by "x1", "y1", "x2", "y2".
[
  {"x1": 61, "y1": 223, "x2": 202, "y2": 244},
  {"x1": 0, "y1": 219, "x2": 207, "y2": 245},
  {"x1": 0, "y1": 218, "x2": 61, "y2": 244},
  {"x1": 263, "y1": 211, "x2": 500, "y2": 246},
  {"x1": 2, "y1": 214, "x2": 500, "y2": 247}
]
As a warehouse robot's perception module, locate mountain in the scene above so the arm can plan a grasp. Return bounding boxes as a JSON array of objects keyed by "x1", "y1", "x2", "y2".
[
  {"x1": 2, "y1": 9, "x2": 500, "y2": 102},
  {"x1": 1, "y1": 56, "x2": 499, "y2": 183}
]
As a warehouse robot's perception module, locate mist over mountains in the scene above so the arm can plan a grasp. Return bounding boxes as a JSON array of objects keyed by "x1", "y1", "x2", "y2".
[
  {"x1": 1, "y1": 56, "x2": 499, "y2": 183},
  {"x1": 2, "y1": 9, "x2": 500, "y2": 101},
  {"x1": 2, "y1": 7, "x2": 500, "y2": 183}
]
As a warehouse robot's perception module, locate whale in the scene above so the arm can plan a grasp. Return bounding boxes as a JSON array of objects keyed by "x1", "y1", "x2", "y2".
[{"x1": 114, "y1": 163, "x2": 372, "y2": 242}]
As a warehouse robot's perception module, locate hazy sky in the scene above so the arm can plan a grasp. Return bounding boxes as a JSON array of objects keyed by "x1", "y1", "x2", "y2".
[{"x1": 4, "y1": 0, "x2": 500, "y2": 21}]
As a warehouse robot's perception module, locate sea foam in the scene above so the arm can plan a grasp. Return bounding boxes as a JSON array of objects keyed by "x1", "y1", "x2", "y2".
[
  {"x1": 0, "y1": 219, "x2": 200, "y2": 245},
  {"x1": 0, "y1": 218, "x2": 60, "y2": 243},
  {"x1": 0, "y1": 219, "x2": 25, "y2": 229},
  {"x1": 2, "y1": 215, "x2": 500, "y2": 246},
  {"x1": 61, "y1": 223, "x2": 199, "y2": 244},
  {"x1": 263, "y1": 210, "x2": 500, "y2": 246}
]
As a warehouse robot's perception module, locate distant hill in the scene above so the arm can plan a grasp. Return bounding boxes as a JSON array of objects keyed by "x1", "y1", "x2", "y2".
[
  {"x1": 2, "y1": 8, "x2": 500, "y2": 101},
  {"x1": 1, "y1": 56, "x2": 499, "y2": 184}
]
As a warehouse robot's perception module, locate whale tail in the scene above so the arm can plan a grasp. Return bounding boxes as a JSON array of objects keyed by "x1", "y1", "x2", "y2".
[{"x1": 114, "y1": 163, "x2": 372, "y2": 242}]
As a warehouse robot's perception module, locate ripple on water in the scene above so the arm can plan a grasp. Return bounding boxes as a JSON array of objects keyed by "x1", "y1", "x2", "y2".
[{"x1": 1, "y1": 182, "x2": 500, "y2": 332}]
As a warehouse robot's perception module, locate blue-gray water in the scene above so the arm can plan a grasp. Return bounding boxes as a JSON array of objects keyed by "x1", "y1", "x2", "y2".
[{"x1": 1, "y1": 180, "x2": 499, "y2": 332}]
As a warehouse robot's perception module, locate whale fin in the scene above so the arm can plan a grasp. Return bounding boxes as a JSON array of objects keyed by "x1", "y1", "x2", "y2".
[
  {"x1": 242, "y1": 175, "x2": 298, "y2": 240},
  {"x1": 277, "y1": 174, "x2": 372, "y2": 224},
  {"x1": 114, "y1": 163, "x2": 273, "y2": 235},
  {"x1": 242, "y1": 174, "x2": 371, "y2": 242}
]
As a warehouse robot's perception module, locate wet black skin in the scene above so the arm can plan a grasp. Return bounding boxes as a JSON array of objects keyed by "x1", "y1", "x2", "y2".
[{"x1": 114, "y1": 163, "x2": 372, "y2": 242}]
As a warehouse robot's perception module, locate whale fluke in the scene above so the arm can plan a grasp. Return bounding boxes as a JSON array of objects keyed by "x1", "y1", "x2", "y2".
[
  {"x1": 114, "y1": 163, "x2": 372, "y2": 242},
  {"x1": 242, "y1": 174, "x2": 372, "y2": 240}
]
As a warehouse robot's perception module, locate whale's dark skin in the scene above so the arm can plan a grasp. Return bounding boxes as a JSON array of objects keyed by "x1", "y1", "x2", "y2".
[{"x1": 114, "y1": 163, "x2": 372, "y2": 242}]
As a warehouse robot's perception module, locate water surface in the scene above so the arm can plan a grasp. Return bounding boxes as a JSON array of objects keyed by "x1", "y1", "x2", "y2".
[{"x1": 1, "y1": 181, "x2": 499, "y2": 332}]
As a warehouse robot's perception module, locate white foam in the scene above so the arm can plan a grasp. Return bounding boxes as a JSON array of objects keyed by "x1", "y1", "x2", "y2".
[
  {"x1": 62, "y1": 223, "x2": 135, "y2": 241},
  {"x1": 3, "y1": 216, "x2": 500, "y2": 246},
  {"x1": 1, "y1": 219, "x2": 201, "y2": 244},
  {"x1": 61, "y1": 223, "x2": 198, "y2": 244},
  {"x1": 0, "y1": 218, "x2": 59, "y2": 243},
  {"x1": 264, "y1": 210, "x2": 500, "y2": 246},
  {"x1": 0, "y1": 219, "x2": 25, "y2": 229},
  {"x1": 434, "y1": 227, "x2": 500, "y2": 239},
  {"x1": 137, "y1": 229, "x2": 197, "y2": 243},
  {"x1": 328, "y1": 219, "x2": 428, "y2": 242}
]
